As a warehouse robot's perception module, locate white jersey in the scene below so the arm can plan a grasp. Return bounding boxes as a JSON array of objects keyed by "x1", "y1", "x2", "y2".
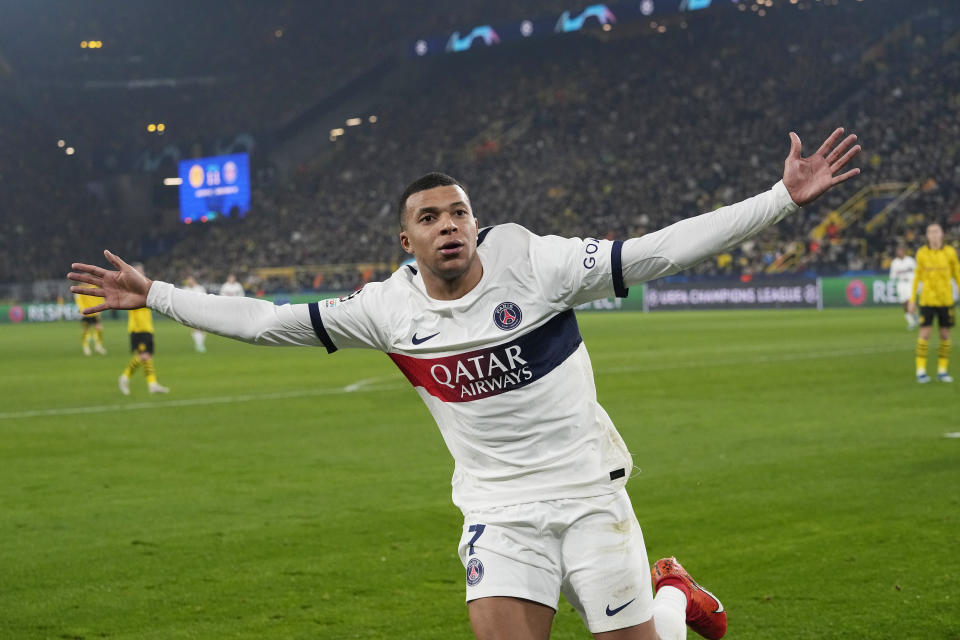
[
  {"x1": 889, "y1": 256, "x2": 916, "y2": 286},
  {"x1": 147, "y1": 181, "x2": 798, "y2": 513},
  {"x1": 889, "y1": 256, "x2": 916, "y2": 303},
  {"x1": 220, "y1": 281, "x2": 245, "y2": 297},
  {"x1": 314, "y1": 223, "x2": 634, "y2": 510}
]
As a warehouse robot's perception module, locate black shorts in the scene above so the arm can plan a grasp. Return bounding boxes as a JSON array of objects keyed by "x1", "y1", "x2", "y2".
[
  {"x1": 130, "y1": 332, "x2": 155, "y2": 354},
  {"x1": 81, "y1": 316, "x2": 98, "y2": 326},
  {"x1": 919, "y1": 306, "x2": 955, "y2": 329}
]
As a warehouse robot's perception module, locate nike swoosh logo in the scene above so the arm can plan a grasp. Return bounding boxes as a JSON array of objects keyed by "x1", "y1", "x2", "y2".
[
  {"x1": 411, "y1": 332, "x2": 440, "y2": 345},
  {"x1": 700, "y1": 587, "x2": 724, "y2": 613},
  {"x1": 605, "y1": 598, "x2": 635, "y2": 616}
]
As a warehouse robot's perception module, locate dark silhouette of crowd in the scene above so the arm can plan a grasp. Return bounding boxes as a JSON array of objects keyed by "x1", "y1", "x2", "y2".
[{"x1": 1, "y1": 0, "x2": 957, "y2": 295}]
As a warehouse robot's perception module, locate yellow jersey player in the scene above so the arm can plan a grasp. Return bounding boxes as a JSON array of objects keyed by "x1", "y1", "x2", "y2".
[
  {"x1": 118, "y1": 263, "x2": 170, "y2": 395},
  {"x1": 908, "y1": 223, "x2": 960, "y2": 383},
  {"x1": 74, "y1": 284, "x2": 107, "y2": 355}
]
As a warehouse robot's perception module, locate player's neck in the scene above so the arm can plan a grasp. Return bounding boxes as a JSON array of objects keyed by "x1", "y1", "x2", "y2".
[{"x1": 421, "y1": 259, "x2": 484, "y2": 301}]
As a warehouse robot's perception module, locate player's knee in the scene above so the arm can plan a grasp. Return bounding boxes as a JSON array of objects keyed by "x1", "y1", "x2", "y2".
[{"x1": 139, "y1": 353, "x2": 152, "y2": 362}]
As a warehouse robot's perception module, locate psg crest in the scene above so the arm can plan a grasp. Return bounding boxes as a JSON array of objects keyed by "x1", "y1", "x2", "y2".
[
  {"x1": 466, "y1": 558, "x2": 485, "y2": 586},
  {"x1": 493, "y1": 302, "x2": 522, "y2": 331}
]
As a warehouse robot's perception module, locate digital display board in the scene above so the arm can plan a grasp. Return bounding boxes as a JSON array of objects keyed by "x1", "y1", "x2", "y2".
[
  {"x1": 177, "y1": 153, "x2": 251, "y2": 224},
  {"x1": 644, "y1": 278, "x2": 820, "y2": 311}
]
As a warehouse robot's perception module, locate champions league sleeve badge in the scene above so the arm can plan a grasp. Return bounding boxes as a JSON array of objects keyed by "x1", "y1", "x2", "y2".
[
  {"x1": 493, "y1": 302, "x2": 522, "y2": 331},
  {"x1": 465, "y1": 557, "x2": 485, "y2": 586}
]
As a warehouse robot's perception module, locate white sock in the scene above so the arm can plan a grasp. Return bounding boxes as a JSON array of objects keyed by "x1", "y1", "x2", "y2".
[
  {"x1": 192, "y1": 330, "x2": 206, "y2": 351},
  {"x1": 905, "y1": 312, "x2": 915, "y2": 326},
  {"x1": 652, "y1": 586, "x2": 687, "y2": 640}
]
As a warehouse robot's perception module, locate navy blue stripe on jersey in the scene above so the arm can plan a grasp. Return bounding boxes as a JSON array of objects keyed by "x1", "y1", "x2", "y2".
[
  {"x1": 308, "y1": 302, "x2": 338, "y2": 354},
  {"x1": 611, "y1": 240, "x2": 629, "y2": 298},
  {"x1": 406, "y1": 264, "x2": 418, "y2": 275},
  {"x1": 388, "y1": 309, "x2": 583, "y2": 403},
  {"x1": 477, "y1": 227, "x2": 493, "y2": 246}
]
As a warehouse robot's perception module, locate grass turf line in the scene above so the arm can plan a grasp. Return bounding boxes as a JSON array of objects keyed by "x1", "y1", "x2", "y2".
[{"x1": 0, "y1": 308, "x2": 956, "y2": 639}]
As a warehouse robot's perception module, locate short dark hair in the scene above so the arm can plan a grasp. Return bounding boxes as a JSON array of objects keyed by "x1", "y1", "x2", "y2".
[{"x1": 397, "y1": 172, "x2": 467, "y2": 228}]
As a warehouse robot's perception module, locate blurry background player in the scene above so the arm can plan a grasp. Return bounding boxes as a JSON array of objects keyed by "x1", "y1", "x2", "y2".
[
  {"x1": 889, "y1": 245, "x2": 918, "y2": 330},
  {"x1": 908, "y1": 223, "x2": 960, "y2": 383},
  {"x1": 73, "y1": 283, "x2": 107, "y2": 355},
  {"x1": 118, "y1": 263, "x2": 170, "y2": 395},
  {"x1": 219, "y1": 273, "x2": 245, "y2": 297},
  {"x1": 184, "y1": 275, "x2": 207, "y2": 352}
]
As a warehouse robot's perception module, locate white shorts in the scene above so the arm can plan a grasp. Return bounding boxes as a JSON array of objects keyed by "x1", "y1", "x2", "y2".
[
  {"x1": 457, "y1": 489, "x2": 654, "y2": 634},
  {"x1": 897, "y1": 282, "x2": 913, "y2": 304}
]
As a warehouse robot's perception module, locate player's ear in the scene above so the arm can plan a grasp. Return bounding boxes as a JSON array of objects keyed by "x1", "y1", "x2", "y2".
[{"x1": 399, "y1": 230, "x2": 414, "y2": 255}]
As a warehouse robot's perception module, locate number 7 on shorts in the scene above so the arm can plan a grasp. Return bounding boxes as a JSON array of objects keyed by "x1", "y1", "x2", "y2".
[{"x1": 467, "y1": 524, "x2": 486, "y2": 556}]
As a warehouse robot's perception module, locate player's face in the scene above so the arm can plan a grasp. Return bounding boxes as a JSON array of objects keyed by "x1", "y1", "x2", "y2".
[
  {"x1": 399, "y1": 185, "x2": 480, "y2": 283},
  {"x1": 927, "y1": 225, "x2": 943, "y2": 249},
  {"x1": 895, "y1": 247, "x2": 906, "y2": 258}
]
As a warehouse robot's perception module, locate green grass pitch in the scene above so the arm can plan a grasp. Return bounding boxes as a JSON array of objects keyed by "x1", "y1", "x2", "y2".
[{"x1": 0, "y1": 308, "x2": 957, "y2": 639}]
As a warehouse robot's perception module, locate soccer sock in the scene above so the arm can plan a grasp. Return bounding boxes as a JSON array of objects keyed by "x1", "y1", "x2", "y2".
[
  {"x1": 143, "y1": 359, "x2": 158, "y2": 385},
  {"x1": 915, "y1": 338, "x2": 929, "y2": 373},
  {"x1": 937, "y1": 340, "x2": 951, "y2": 374},
  {"x1": 81, "y1": 327, "x2": 90, "y2": 347},
  {"x1": 192, "y1": 330, "x2": 205, "y2": 351},
  {"x1": 904, "y1": 312, "x2": 914, "y2": 326},
  {"x1": 94, "y1": 327, "x2": 104, "y2": 346},
  {"x1": 652, "y1": 585, "x2": 688, "y2": 640},
  {"x1": 123, "y1": 355, "x2": 142, "y2": 378}
]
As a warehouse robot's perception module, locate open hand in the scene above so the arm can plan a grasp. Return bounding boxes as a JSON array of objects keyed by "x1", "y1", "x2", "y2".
[
  {"x1": 783, "y1": 128, "x2": 861, "y2": 207},
  {"x1": 67, "y1": 250, "x2": 153, "y2": 314}
]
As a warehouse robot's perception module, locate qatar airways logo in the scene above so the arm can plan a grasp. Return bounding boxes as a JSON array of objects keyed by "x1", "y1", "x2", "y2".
[
  {"x1": 429, "y1": 345, "x2": 533, "y2": 399},
  {"x1": 388, "y1": 309, "x2": 582, "y2": 403}
]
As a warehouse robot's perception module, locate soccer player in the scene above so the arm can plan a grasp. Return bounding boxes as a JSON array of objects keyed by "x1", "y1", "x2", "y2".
[
  {"x1": 908, "y1": 223, "x2": 960, "y2": 383},
  {"x1": 184, "y1": 275, "x2": 207, "y2": 352},
  {"x1": 118, "y1": 263, "x2": 170, "y2": 395},
  {"x1": 220, "y1": 273, "x2": 245, "y2": 297},
  {"x1": 73, "y1": 283, "x2": 107, "y2": 355},
  {"x1": 888, "y1": 245, "x2": 918, "y2": 330},
  {"x1": 70, "y1": 128, "x2": 860, "y2": 640}
]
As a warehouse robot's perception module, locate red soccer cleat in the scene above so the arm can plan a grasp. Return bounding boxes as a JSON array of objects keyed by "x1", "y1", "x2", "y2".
[{"x1": 652, "y1": 557, "x2": 727, "y2": 640}]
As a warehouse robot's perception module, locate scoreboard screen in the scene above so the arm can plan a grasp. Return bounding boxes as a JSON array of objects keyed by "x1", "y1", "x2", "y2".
[{"x1": 178, "y1": 153, "x2": 251, "y2": 223}]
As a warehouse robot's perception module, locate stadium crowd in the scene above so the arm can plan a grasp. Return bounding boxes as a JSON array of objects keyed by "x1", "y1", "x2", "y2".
[{"x1": 1, "y1": 0, "x2": 957, "y2": 294}]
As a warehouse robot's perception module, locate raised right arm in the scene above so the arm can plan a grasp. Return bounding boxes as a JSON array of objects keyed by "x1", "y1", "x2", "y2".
[
  {"x1": 147, "y1": 281, "x2": 319, "y2": 346},
  {"x1": 68, "y1": 250, "x2": 320, "y2": 347}
]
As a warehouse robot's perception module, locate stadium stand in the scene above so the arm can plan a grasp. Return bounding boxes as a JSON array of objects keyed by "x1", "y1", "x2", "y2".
[{"x1": 1, "y1": 0, "x2": 957, "y2": 293}]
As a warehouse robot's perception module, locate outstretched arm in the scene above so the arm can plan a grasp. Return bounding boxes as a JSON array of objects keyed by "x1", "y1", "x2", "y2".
[
  {"x1": 620, "y1": 128, "x2": 861, "y2": 285},
  {"x1": 68, "y1": 251, "x2": 319, "y2": 346}
]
